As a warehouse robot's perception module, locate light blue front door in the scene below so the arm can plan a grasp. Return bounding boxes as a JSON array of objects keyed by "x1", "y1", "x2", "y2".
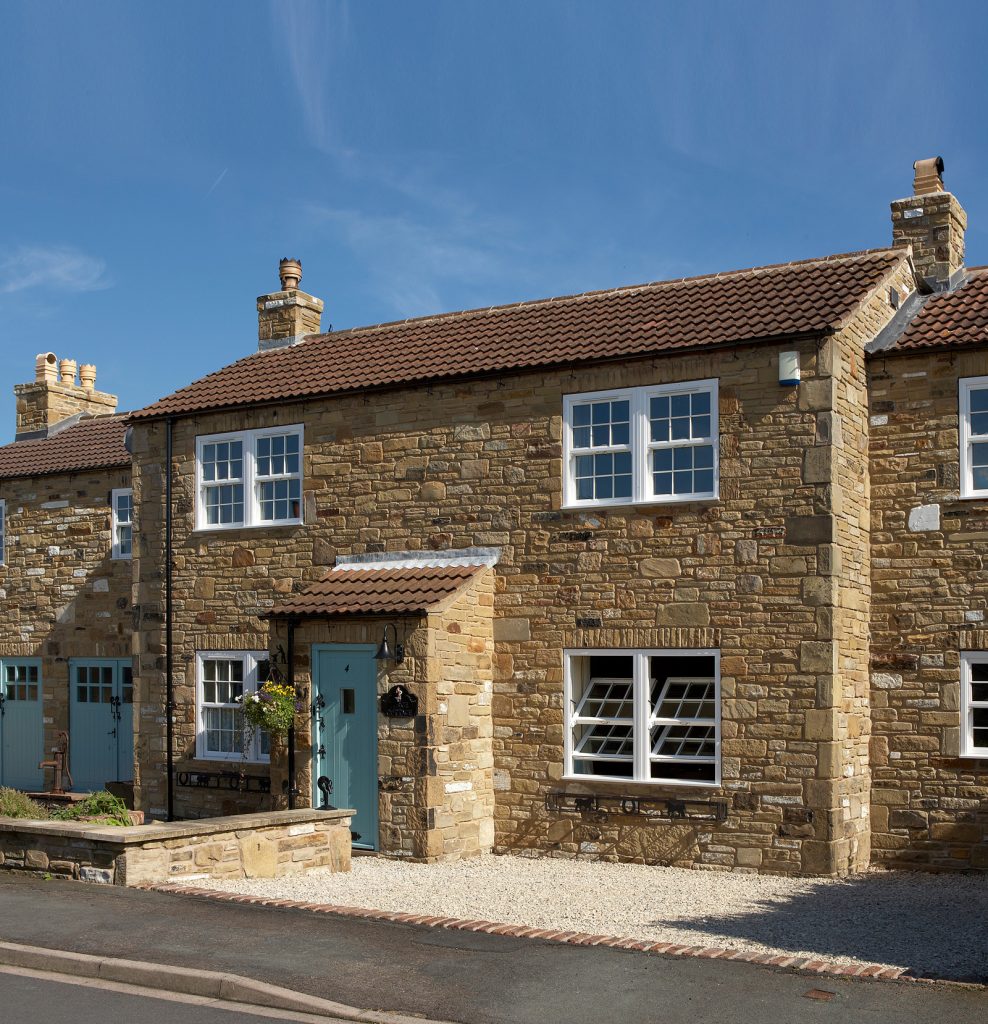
[
  {"x1": 0, "y1": 659, "x2": 43, "y2": 791},
  {"x1": 69, "y1": 659, "x2": 134, "y2": 792},
  {"x1": 312, "y1": 645, "x2": 379, "y2": 850}
]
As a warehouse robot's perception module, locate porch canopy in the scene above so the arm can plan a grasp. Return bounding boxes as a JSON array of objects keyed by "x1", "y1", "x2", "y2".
[
  {"x1": 263, "y1": 549, "x2": 500, "y2": 620},
  {"x1": 261, "y1": 550, "x2": 499, "y2": 860}
]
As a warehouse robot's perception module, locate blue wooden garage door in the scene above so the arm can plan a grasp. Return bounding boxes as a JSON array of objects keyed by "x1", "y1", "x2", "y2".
[
  {"x1": 0, "y1": 659, "x2": 44, "y2": 791},
  {"x1": 69, "y1": 659, "x2": 134, "y2": 792}
]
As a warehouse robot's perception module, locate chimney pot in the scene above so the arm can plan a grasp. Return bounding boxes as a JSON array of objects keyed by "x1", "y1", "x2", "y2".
[
  {"x1": 913, "y1": 156, "x2": 945, "y2": 196},
  {"x1": 891, "y1": 156, "x2": 966, "y2": 290},
  {"x1": 15, "y1": 355, "x2": 117, "y2": 437},
  {"x1": 257, "y1": 258, "x2": 323, "y2": 352},
  {"x1": 279, "y1": 258, "x2": 303, "y2": 291},
  {"x1": 59, "y1": 358, "x2": 77, "y2": 386},
  {"x1": 35, "y1": 352, "x2": 58, "y2": 383}
]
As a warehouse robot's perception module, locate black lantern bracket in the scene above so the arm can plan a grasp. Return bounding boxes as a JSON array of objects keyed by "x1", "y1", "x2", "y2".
[{"x1": 374, "y1": 623, "x2": 405, "y2": 665}]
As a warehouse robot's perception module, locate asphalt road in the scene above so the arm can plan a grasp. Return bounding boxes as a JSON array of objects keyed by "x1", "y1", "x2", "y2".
[
  {"x1": 0, "y1": 969, "x2": 339, "y2": 1024},
  {"x1": 0, "y1": 874, "x2": 984, "y2": 1024}
]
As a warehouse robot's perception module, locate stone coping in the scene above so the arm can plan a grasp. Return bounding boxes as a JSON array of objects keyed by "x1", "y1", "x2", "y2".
[{"x1": 0, "y1": 808, "x2": 354, "y2": 845}]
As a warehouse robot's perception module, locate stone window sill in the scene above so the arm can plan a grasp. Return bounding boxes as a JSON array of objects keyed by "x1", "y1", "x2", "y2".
[{"x1": 559, "y1": 497, "x2": 720, "y2": 514}]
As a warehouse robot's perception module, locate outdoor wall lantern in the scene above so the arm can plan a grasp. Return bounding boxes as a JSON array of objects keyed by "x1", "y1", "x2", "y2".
[{"x1": 374, "y1": 623, "x2": 405, "y2": 665}]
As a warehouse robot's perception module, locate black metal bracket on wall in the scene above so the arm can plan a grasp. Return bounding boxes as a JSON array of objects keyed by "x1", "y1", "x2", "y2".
[
  {"x1": 176, "y1": 771, "x2": 272, "y2": 794},
  {"x1": 545, "y1": 791, "x2": 728, "y2": 823}
]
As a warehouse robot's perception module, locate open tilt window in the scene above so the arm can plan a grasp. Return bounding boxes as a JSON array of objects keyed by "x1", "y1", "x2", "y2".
[{"x1": 566, "y1": 650, "x2": 720, "y2": 785}]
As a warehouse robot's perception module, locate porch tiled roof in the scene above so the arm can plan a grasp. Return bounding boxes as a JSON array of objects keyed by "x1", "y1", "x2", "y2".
[
  {"x1": 884, "y1": 268, "x2": 988, "y2": 352},
  {"x1": 265, "y1": 564, "x2": 487, "y2": 618},
  {"x1": 0, "y1": 415, "x2": 130, "y2": 480},
  {"x1": 132, "y1": 248, "x2": 907, "y2": 421}
]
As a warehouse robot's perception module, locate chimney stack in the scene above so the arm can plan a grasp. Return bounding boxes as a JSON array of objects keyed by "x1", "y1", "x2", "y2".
[
  {"x1": 891, "y1": 156, "x2": 967, "y2": 291},
  {"x1": 256, "y1": 258, "x2": 324, "y2": 352},
  {"x1": 14, "y1": 352, "x2": 118, "y2": 439}
]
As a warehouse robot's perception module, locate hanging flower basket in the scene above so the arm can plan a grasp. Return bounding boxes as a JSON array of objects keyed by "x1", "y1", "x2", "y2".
[{"x1": 238, "y1": 681, "x2": 299, "y2": 739}]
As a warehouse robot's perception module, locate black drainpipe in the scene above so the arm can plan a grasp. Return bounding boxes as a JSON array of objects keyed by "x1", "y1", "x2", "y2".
[
  {"x1": 165, "y1": 417, "x2": 175, "y2": 821},
  {"x1": 286, "y1": 617, "x2": 297, "y2": 810}
]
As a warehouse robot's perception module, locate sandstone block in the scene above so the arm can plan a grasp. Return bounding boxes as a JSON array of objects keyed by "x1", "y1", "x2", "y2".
[
  {"x1": 785, "y1": 515, "x2": 834, "y2": 545},
  {"x1": 802, "y1": 576, "x2": 834, "y2": 606},
  {"x1": 640, "y1": 557, "x2": 681, "y2": 578},
  {"x1": 493, "y1": 617, "x2": 530, "y2": 642},
  {"x1": 770, "y1": 556, "x2": 807, "y2": 575},
  {"x1": 800, "y1": 641, "x2": 834, "y2": 674},
  {"x1": 657, "y1": 602, "x2": 710, "y2": 627},
  {"x1": 802, "y1": 446, "x2": 832, "y2": 484},
  {"x1": 734, "y1": 540, "x2": 758, "y2": 564}
]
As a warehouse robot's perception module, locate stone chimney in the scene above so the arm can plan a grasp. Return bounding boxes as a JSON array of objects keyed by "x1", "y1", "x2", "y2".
[
  {"x1": 256, "y1": 258, "x2": 324, "y2": 352},
  {"x1": 14, "y1": 353, "x2": 118, "y2": 439},
  {"x1": 891, "y1": 156, "x2": 967, "y2": 291}
]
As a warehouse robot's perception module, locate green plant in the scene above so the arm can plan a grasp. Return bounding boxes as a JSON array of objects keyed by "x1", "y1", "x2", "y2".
[
  {"x1": 52, "y1": 790, "x2": 131, "y2": 827},
  {"x1": 239, "y1": 680, "x2": 299, "y2": 740},
  {"x1": 0, "y1": 787, "x2": 50, "y2": 820}
]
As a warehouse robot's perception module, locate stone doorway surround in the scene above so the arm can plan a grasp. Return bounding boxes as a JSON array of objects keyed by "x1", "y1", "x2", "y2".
[{"x1": 265, "y1": 549, "x2": 498, "y2": 862}]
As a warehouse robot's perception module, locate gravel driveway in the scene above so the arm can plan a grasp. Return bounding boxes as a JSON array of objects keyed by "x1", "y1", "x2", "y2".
[{"x1": 207, "y1": 855, "x2": 988, "y2": 982}]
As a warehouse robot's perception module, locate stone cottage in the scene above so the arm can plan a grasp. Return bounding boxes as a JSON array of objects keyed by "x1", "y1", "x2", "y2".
[
  {"x1": 0, "y1": 356, "x2": 133, "y2": 794},
  {"x1": 2, "y1": 157, "x2": 986, "y2": 876},
  {"x1": 116, "y1": 158, "x2": 985, "y2": 876}
]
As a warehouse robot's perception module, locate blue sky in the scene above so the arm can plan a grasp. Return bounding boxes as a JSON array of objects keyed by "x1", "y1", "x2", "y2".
[{"x1": 2, "y1": 0, "x2": 987, "y2": 439}]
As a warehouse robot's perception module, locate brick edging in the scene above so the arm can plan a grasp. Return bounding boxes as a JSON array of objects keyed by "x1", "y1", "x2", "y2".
[{"x1": 139, "y1": 882, "x2": 984, "y2": 990}]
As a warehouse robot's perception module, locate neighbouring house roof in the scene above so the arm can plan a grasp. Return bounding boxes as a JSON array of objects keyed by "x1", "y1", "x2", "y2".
[
  {"x1": 0, "y1": 415, "x2": 130, "y2": 480},
  {"x1": 264, "y1": 563, "x2": 489, "y2": 618},
  {"x1": 877, "y1": 268, "x2": 988, "y2": 353},
  {"x1": 132, "y1": 248, "x2": 908, "y2": 421}
]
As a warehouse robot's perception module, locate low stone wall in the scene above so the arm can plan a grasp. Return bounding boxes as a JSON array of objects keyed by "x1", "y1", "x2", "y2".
[{"x1": 0, "y1": 808, "x2": 352, "y2": 886}]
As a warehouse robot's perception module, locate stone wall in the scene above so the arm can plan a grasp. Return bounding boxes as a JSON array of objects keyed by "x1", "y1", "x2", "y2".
[
  {"x1": 0, "y1": 808, "x2": 351, "y2": 885},
  {"x1": 868, "y1": 346, "x2": 988, "y2": 870},
  {"x1": 131, "y1": 249, "x2": 909, "y2": 874},
  {"x1": 428, "y1": 572, "x2": 496, "y2": 859},
  {"x1": 0, "y1": 465, "x2": 133, "y2": 785}
]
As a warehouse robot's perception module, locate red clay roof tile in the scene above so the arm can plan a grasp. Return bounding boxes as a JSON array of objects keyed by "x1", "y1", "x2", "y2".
[
  {"x1": 265, "y1": 564, "x2": 486, "y2": 618},
  {"x1": 884, "y1": 269, "x2": 988, "y2": 352},
  {"x1": 133, "y1": 249, "x2": 906, "y2": 420},
  {"x1": 0, "y1": 416, "x2": 130, "y2": 480}
]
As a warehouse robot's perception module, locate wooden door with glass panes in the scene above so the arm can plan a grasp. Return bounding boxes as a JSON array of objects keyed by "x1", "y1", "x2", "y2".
[
  {"x1": 0, "y1": 659, "x2": 43, "y2": 790},
  {"x1": 69, "y1": 659, "x2": 134, "y2": 791}
]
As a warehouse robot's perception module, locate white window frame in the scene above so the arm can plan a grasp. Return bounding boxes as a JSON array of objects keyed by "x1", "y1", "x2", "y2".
[
  {"x1": 195, "y1": 425, "x2": 304, "y2": 531},
  {"x1": 562, "y1": 380, "x2": 719, "y2": 509},
  {"x1": 959, "y1": 376, "x2": 988, "y2": 499},
  {"x1": 111, "y1": 488, "x2": 133, "y2": 560},
  {"x1": 563, "y1": 648, "x2": 721, "y2": 787},
  {"x1": 960, "y1": 651, "x2": 988, "y2": 758},
  {"x1": 195, "y1": 650, "x2": 270, "y2": 762},
  {"x1": 0, "y1": 499, "x2": 5, "y2": 565}
]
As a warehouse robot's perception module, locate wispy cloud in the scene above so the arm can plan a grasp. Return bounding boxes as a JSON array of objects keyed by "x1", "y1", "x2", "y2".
[
  {"x1": 271, "y1": 0, "x2": 353, "y2": 160},
  {"x1": 205, "y1": 167, "x2": 228, "y2": 198},
  {"x1": 0, "y1": 244, "x2": 110, "y2": 295},
  {"x1": 307, "y1": 203, "x2": 525, "y2": 316}
]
